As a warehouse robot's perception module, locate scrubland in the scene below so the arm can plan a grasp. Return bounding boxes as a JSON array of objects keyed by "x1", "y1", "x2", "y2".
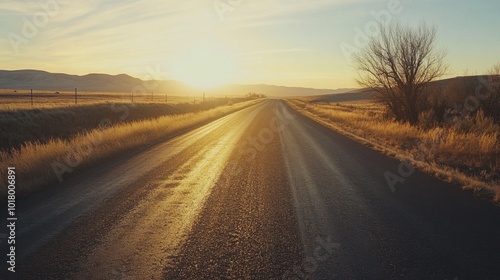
[{"x1": 0, "y1": 97, "x2": 251, "y2": 152}]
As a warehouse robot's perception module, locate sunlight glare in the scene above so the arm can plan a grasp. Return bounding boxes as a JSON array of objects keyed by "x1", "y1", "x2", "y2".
[{"x1": 171, "y1": 44, "x2": 238, "y2": 89}]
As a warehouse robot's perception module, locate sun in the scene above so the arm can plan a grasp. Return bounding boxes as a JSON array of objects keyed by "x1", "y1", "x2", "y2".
[{"x1": 171, "y1": 44, "x2": 238, "y2": 89}]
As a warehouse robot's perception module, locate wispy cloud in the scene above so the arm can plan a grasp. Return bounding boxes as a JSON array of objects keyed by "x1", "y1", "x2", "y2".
[
  {"x1": 236, "y1": 48, "x2": 312, "y2": 57},
  {"x1": 0, "y1": 1, "x2": 40, "y2": 15},
  {"x1": 237, "y1": 1, "x2": 349, "y2": 19},
  {"x1": 2, "y1": 0, "x2": 499, "y2": 89}
]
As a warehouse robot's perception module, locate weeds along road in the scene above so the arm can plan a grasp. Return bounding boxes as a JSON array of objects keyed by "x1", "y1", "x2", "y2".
[{"x1": 1, "y1": 99, "x2": 500, "y2": 279}]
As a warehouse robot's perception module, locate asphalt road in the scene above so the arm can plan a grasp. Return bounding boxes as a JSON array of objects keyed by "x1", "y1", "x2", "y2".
[{"x1": 1, "y1": 99, "x2": 499, "y2": 279}]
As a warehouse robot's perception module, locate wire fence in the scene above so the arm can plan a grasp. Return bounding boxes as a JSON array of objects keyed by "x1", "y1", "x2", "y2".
[{"x1": 0, "y1": 89, "x2": 226, "y2": 110}]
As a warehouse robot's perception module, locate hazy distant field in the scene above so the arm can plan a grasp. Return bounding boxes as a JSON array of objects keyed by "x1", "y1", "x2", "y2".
[
  {"x1": 0, "y1": 88, "x2": 216, "y2": 110},
  {"x1": 0, "y1": 92, "x2": 252, "y2": 152}
]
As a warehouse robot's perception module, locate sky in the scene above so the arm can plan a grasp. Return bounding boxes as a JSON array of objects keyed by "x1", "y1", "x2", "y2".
[{"x1": 0, "y1": 0, "x2": 499, "y2": 89}]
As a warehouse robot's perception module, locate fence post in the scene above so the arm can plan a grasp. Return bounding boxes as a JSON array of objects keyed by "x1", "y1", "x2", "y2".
[
  {"x1": 75, "y1": 88, "x2": 78, "y2": 105},
  {"x1": 165, "y1": 92, "x2": 168, "y2": 103},
  {"x1": 30, "y1": 89, "x2": 33, "y2": 106}
]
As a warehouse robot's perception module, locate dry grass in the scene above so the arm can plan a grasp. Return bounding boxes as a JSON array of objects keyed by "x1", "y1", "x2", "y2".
[
  {"x1": 288, "y1": 99, "x2": 500, "y2": 201},
  {"x1": 0, "y1": 89, "x2": 219, "y2": 111},
  {"x1": 0, "y1": 99, "x2": 263, "y2": 198},
  {"x1": 0, "y1": 97, "x2": 251, "y2": 152}
]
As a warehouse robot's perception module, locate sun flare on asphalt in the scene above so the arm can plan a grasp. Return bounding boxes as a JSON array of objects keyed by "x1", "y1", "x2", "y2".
[{"x1": 171, "y1": 45, "x2": 238, "y2": 89}]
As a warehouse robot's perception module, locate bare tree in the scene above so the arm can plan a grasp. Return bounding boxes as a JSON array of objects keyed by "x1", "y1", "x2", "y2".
[
  {"x1": 354, "y1": 22, "x2": 447, "y2": 124},
  {"x1": 489, "y1": 63, "x2": 500, "y2": 76}
]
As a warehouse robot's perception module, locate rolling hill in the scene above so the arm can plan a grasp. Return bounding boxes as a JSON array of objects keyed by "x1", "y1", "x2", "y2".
[
  {"x1": 0, "y1": 70, "x2": 354, "y2": 97},
  {"x1": 309, "y1": 75, "x2": 499, "y2": 103}
]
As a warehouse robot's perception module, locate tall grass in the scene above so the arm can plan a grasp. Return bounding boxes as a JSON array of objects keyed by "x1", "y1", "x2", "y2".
[
  {"x1": 0, "y1": 99, "x2": 262, "y2": 198},
  {"x1": 288, "y1": 99, "x2": 500, "y2": 201},
  {"x1": 0, "y1": 89, "x2": 205, "y2": 110},
  {"x1": 0, "y1": 98, "x2": 251, "y2": 152}
]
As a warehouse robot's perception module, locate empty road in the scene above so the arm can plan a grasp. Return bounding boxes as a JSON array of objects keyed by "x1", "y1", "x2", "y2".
[{"x1": 1, "y1": 99, "x2": 500, "y2": 279}]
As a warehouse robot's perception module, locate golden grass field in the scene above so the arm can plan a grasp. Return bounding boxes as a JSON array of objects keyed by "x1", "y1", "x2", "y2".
[
  {"x1": 0, "y1": 94, "x2": 251, "y2": 152},
  {"x1": 0, "y1": 96, "x2": 263, "y2": 198},
  {"x1": 0, "y1": 89, "x2": 219, "y2": 111},
  {"x1": 288, "y1": 98, "x2": 500, "y2": 201}
]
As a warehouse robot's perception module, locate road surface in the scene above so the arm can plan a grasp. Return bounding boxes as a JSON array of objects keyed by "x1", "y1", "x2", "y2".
[{"x1": 1, "y1": 99, "x2": 500, "y2": 279}]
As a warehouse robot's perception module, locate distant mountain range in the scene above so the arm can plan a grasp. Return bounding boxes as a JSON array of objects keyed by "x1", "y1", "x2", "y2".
[
  {"x1": 0, "y1": 70, "x2": 354, "y2": 97},
  {"x1": 0, "y1": 70, "x2": 144, "y2": 93}
]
